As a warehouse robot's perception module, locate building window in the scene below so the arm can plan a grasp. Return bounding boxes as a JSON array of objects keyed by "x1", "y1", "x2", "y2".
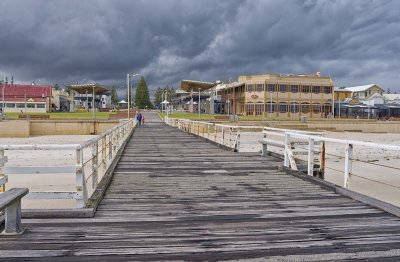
[
  {"x1": 255, "y1": 104, "x2": 263, "y2": 115},
  {"x1": 279, "y1": 103, "x2": 287, "y2": 113},
  {"x1": 324, "y1": 86, "x2": 332, "y2": 94},
  {"x1": 291, "y1": 85, "x2": 299, "y2": 93},
  {"x1": 301, "y1": 103, "x2": 310, "y2": 113},
  {"x1": 313, "y1": 104, "x2": 320, "y2": 114},
  {"x1": 301, "y1": 85, "x2": 310, "y2": 93},
  {"x1": 246, "y1": 104, "x2": 254, "y2": 115},
  {"x1": 256, "y1": 84, "x2": 263, "y2": 92},
  {"x1": 16, "y1": 103, "x2": 25, "y2": 108},
  {"x1": 6, "y1": 103, "x2": 15, "y2": 108},
  {"x1": 27, "y1": 104, "x2": 35, "y2": 108},
  {"x1": 290, "y1": 103, "x2": 299, "y2": 113},
  {"x1": 267, "y1": 84, "x2": 275, "y2": 92},
  {"x1": 36, "y1": 104, "x2": 46, "y2": 108},
  {"x1": 247, "y1": 84, "x2": 254, "y2": 92},
  {"x1": 279, "y1": 84, "x2": 287, "y2": 93},
  {"x1": 266, "y1": 102, "x2": 275, "y2": 113},
  {"x1": 313, "y1": 86, "x2": 320, "y2": 94}
]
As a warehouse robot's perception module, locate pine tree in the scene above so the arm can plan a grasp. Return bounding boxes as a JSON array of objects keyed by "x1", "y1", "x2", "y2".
[
  {"x1": 154, "y1": 87, "x2": 163, "y2": 108},
  {"x1": 111, "y1": 86, "x2": 118, "y2": 107},
  {"x1": 134, "y1": 76, "x2": 152, "y2": 109}
]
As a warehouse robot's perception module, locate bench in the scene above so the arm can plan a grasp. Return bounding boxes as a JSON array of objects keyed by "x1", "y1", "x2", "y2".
[
  {"x1": 1, "y1": 188, "x2": 29, "y2": 235},
  {"x1": 18, "y1": 114, "x2": 50, "y2": 120}
]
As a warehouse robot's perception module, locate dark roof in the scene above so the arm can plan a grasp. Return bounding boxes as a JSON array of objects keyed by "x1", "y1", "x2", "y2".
[
  {"x1": 1, "y1": 84, "x2": 52, "y2": 98},
  {"x1": 67, "y1": 84, "x2": 109, "y2": 94},
  {"x1": 180, "y1": 80, "x2": 215, "y2": 92}
]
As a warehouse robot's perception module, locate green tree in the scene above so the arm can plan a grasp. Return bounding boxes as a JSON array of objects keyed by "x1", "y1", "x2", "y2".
[
  {"x1": 111, "y1": 86, "x2": 118, "y2": 107},
  {"x1": 53, "y1": 83, "x2": 60, "y2": 90},
  {"x1": 154, "y1": 87, "x2": 163, "y2": 107},
  {"x1": 134, "y1": 76, "x2": 152, "y2": 109}
]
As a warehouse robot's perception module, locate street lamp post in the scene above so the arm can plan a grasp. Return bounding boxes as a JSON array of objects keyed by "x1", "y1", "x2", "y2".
[
  {"x1": 198, "y1": 89, "x2": 201, "y2": 119},
  {"x1": 227, "y1": 94, "x2": 230, "y2": 115},
  {"x1": 164, "y1": 90, "x2": 168, "y2": 113},
  {"x1": 270, "y1": 90, "x2": 273, "y2": 119},
  {"x1": 161, "y1": 91, "x2": 164, "y2": 113},
  {"x1": 127, "y1": 73, "x2": 140, "y2": 119}
]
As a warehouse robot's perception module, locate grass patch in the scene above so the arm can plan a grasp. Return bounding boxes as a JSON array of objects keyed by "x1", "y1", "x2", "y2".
[
  {"x1": 5, "y1": 112, "x2": 116, "y2": 120},
  {"x1": 160, "y1": 112, "x2": 215, "y2": 120}
]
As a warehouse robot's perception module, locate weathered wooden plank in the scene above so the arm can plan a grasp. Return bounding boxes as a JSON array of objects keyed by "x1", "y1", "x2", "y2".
[{"x1": 2, "y1": 112, "x2": 400, "y2": 260}]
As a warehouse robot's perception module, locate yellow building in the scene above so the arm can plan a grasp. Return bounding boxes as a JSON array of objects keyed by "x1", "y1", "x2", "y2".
[
  {"x1": 334, "y1": 87, "x2": 352, "y2": 101},
  {"x1": 220, "y1": 73, "x2": 334, "y2": 118}
]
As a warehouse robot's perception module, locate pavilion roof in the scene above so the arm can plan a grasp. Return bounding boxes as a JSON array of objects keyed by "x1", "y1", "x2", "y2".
[
  {"x1": 67, "y1": 84, "x2": 109, "y2": 94},
  {"x1": 180, "y1": 80, "x2": 216, "y2": 92}
]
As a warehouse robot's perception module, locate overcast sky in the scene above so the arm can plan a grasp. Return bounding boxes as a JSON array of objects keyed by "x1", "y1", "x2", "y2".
[{"x1": 0, "y1": 0, "x2": 399, "y2": 97}]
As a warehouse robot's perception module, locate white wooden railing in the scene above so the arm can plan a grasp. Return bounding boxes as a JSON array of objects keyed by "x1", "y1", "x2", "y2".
[
  {"x1": 165, "y1": 116, "x2": 400, "y2": 198},
  {"x1": 285, "y1": 132, "x2": 400, "y2": 190},
  {"x1": 0, "y1": 119, "x2": 136, "y2": 208},
  {"x1": 165, "y1": 116, "x2": 265, "y2": 151}
]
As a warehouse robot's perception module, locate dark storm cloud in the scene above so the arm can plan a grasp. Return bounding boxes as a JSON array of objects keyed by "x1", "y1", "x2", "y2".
[{"x1": 0, "y1": 0, "x2": 399, "y2": 96}]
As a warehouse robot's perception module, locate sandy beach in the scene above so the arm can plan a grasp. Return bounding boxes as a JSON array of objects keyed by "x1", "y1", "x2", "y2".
[{"x1": 0, "y1": 135, "x2": 95, "y2": 209}]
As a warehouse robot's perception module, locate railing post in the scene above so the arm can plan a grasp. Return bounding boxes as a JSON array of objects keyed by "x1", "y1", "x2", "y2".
[
  {"x1": 344, "y1": 143, "x2": 353, "y2": 189},
  {"x1": 112, "y1": 130, "x2": 117, "y2": 153},
  {"x1": 284, "y1": 133, "x2": 291, "y2": 167},
  {"x1": 229, "y1": 127, "x2": 233, "y2": 148},
  {"x1": 92, "y1": 141, "x2": 99, "y2": 189},
  {"x1": 320, "y1": 142, "x2": 326, "y2": 179},
  {"x1": 222, "y1": 127, "x2": 225, "y2": 145},
  {"x1": 109, "y1": 132, "x2": 113, "y2": 160},
  {"x1": 214, "y1": 124, "x2": 217, "y2": 142},
  {"x1": 76, "y1": 146, "x2": 88, "y2": 208},
  {"x1": 307, "y1": 137, "x2": 315, "y2": 176},
  {"x1": 261, "y1": 129, "x2": 267, "y2": 156},
  {"x1": 0, "y1": 148, "x2": 6, "y2": 192},
  {"x1": 235, "y1": 129, "x2": 241, "y2": 152},
  {"x1": 102, "y1": 136, "x2": 107, "y2": 169}
]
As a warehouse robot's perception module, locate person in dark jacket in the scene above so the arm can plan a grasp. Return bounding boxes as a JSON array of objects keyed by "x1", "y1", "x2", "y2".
[{"x1": 136, "y1": 112, "x2": 142, "y2": 126}]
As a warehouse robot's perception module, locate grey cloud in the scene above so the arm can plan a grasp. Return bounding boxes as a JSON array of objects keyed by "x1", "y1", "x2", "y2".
[{"x1": 0, "y1": 0, "x2": 399, "y2": 96}]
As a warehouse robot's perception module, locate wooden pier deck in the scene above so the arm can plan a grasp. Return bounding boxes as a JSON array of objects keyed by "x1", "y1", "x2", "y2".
[{"x1": 2, "y1": 112, "x2": 400, "y2": 261}]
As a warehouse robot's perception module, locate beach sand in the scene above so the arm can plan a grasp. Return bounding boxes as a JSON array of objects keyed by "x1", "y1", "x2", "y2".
[{"x1": 0, "y1": 135, "x2": 95, "y2": 209}]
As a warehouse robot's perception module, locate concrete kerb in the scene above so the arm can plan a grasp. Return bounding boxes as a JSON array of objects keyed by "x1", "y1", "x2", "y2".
[
  {"x1": 280, "y1": 166, "x2": 400, "y2": 218},
  {"x1": 21, "y1": 125, "x2": 136, "y2": 219}
]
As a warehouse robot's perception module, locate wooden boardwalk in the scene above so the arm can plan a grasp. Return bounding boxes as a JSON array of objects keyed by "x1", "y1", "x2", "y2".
[{"x1": 2, "y1": 112, "x2": 400, "y2": 261}]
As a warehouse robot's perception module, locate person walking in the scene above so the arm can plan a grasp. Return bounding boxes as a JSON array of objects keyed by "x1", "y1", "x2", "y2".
[
  {"x1": 142, "y1": 114, "x2": 145, "y2": 125},
  {"x1": 136, "y1": 112, "x2": 142, "y2": 126}
]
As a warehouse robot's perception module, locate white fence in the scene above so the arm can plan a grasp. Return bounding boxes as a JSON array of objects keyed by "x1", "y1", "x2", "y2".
[
  {"x1": 0, "y1": 119, "x2": 136, "y2": 208},
  {"x1": 165, "y1": 117, "x2": 400, "y2": 206}
]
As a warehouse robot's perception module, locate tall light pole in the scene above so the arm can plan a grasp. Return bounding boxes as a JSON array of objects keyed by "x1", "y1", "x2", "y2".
[
  {"x1": 227, "y1": 93, "x2": 230, "y2": 115},
  {"x1": 0, "y1": 80, "x2": 4, "y2": 113},
  {"x1": 198, "y1": 89, "x2": 201, "y2": 118},
  {"x1": 270, "y1": 89, "x2": 273, "y2": 119},
  {"x1": 164, "y1": 90, "x2": 167, "y2": 114},
  {"x1": 161, "y1": 91, "x2": 164, "y2": 113},
  {"x1": 127, "y1": 73, "x2": 140, "y2": 119}
]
